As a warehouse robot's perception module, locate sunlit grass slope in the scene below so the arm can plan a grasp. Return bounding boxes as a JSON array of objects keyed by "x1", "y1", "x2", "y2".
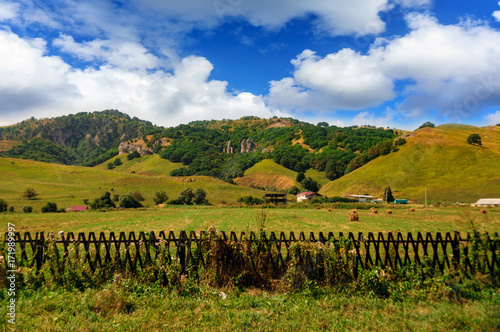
[
  {"x1": 96, "y1": 153, "x2": 183, "y2": 176},
  {"x1": 0, "y1": 157, "x2": 264, "y2": 211},
  {"x1": 320, "y1": 125, "x2": 500, "y2": 203},
  {"x1": 234, "y1": 159, "x2": 298, "y2": 190}
]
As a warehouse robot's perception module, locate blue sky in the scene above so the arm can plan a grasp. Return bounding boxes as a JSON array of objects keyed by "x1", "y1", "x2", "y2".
[{"x1": 1, "y1": 0, "x2": 500, "y2": 130}]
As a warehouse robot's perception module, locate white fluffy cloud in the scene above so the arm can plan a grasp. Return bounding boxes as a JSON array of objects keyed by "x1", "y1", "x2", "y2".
[
  {"x1": 0, "y1": 0, "x2": 18, "y2": 21},
  {"x1": 0, "y1": 29, "x2": 280, "y2": 126},
  {"x1": 269, "y1": 14, "x2": 500, "y2": 121},
  {"x1": 486, "y1": 110, "x2": 500, "y2": 124},
  {"x1": 269, "y1": 49, "x2": 394, "y2": 110},
  {"x1": 494, "y1": 1, "x2": 500, "y2": 23},
  {"x1": 138, "y1": 0, "x2": 391, "y2": 36}
]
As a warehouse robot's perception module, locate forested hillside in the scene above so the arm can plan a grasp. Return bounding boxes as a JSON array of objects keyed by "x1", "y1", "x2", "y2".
[
  {"x1": 0, "y1": 110, "x2": 159, "y2": 165},
  {"x1": 0, "y1": 111, "x2": 399, "y2": 183}
]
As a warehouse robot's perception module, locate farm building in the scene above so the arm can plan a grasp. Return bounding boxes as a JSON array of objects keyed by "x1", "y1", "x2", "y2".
[
  {"x1": 263, "y1": 193, "x2": 287, "y2": 205},
  {"x1": 68, "y1": 206, "x2": 88, "y2": 212},
  {"x1": 297, "y1": 192, "x2": 322, "y2": 202},
  {"x1": 394, "y1": 199, "x2": 408, "y2": 204},
  {"x1": 473, "y1": 198, "x2": 500, "y2": 207},
  {"x1": 347, "y1": 195, "x2": 375, "y2": 203}
]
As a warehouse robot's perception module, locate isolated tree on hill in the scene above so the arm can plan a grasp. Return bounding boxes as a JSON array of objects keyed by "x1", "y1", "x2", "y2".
[
  {"x1": 383, "y1": 186, "x2": 395, "y2": 203},
  {"x1": 22, "y1": 188, "x2": 38, "y2": 200},
  {"x1": 466, "y1": 134, "x2": 482, "y2": 146},
  {"x1": 153, "y1": 191, "x2": 169, "y2": 205},
  {"x1": 418, "y1": 122, "x2": 435, "y2": 129}
]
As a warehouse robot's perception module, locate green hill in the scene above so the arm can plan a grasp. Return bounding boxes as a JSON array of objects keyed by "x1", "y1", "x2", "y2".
[
  {"x1": 0, "y1": 157, "x2": 264, "y2": 211},
  {"x1": 97, "y1": 153, "x2": 183, "y2": 176},
  {"x1": 234, "y1": 159, "x2": 298, "y2": 190},
  {"x1": 320, "y1": 125, "x2": 500, "y2": 203}
]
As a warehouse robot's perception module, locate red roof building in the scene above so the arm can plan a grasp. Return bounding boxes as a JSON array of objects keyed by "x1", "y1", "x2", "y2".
[{"x1": 70, "y1": 206, "x2": 88, "y2": 212}]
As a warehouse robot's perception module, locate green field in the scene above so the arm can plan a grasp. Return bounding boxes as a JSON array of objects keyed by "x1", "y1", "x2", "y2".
[
  {"x1": 0, "y1": 156, "x2": 265, "y2": 211},
  {"x1": 2, "y1": 204, "x2": 499, "y2": 235}
]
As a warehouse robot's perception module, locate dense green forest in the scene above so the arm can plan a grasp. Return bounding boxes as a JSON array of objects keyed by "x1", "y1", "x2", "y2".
[
  {"x1": 0, "y1": 110, "x2": 159, "y2": 165},
  {"x1": 0, "y1": 111, "x2": 399, "y2": 182}
]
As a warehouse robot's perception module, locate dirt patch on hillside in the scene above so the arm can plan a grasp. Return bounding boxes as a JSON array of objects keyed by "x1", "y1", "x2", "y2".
[
  {"x1": 234, "y1": 174, "x2": 295, "y2": 190},
  {"x1": 0, "y1": 140, "x2": 21, "y2": 152},
  {"x1": 291, "y1": 130, "x2": 315, "y2": 152}
]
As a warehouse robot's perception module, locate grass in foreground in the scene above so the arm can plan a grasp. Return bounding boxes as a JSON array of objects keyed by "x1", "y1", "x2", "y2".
[{"x1": 1, "y1": 286, "x2": 499, "y2": 331}]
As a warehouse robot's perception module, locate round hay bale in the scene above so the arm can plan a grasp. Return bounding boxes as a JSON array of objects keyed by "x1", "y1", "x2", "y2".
[
  {"x1": 316, "y1": 206, "x2": 321, "y2": 210},
  {"x1": 479, "y1": 209, "x2": 487, "y2": 214},
  {"x1": 386, "y1": 210, "x2": 392, "y2": 214},
  {"x1": 348, "y1": 213, "x2": 359, "y2": 221},
  {"x1": 371, "y1": 208, "x2": 378, "y2": 214},
  {"x1": 328, "y1": 208, "x2": 332, "y2": 212},
  {"x1": 349, "y1": 210, "x2": 359, "y2": 221},
  {"x1": 409, "y1": 208, "x2": 415, "y2": 212}
]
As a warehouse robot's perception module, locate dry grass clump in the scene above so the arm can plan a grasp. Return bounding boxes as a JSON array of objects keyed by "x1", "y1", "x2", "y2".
[
  {"x1": 479, "y1": 209, "x2": 487, "y2": 214},
  {"x1": 386, "y1": 210, "x2": 392, "y2": 214},
  {"x1": 348, "y1": 210, "x2": 359, "y2": 221},
  {"x1": 370, "y1": 207, "x2": 378, "y2": 214}
]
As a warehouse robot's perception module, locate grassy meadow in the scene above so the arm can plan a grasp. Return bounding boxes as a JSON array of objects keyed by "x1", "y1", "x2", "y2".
[
  {"x1": 2, "y1": 204, "x2": 499, "y2": 235},
  {"x1": 1, "y1": 142, "x2": 500, "y2": 331}
]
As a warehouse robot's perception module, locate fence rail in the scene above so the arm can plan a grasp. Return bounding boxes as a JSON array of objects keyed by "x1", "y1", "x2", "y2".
[{"x1": 2, "y1": 231, "x2": 499, "y2": 278}]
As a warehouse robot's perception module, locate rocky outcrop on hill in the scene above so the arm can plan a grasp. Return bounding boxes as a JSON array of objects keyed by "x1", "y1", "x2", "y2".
[
  {"x1": 223, "y1": 141, "x2": 234, "y2": 153},
  {"x1": 393, "y1": 133, "x2": 416, "y2": 144},
  {"x1": 241, "y1": 139, "x2": 256, "y2": 153},
  {"x1": 118, "y1": 139, "x2": 153, "y2": 156}
]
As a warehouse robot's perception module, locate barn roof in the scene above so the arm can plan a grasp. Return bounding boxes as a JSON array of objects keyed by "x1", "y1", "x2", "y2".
[
  {"x1": 347, "y1": 195, "x2": 375, "y2": 199},
  {"x1": 297, "y1": 192, "x2": 320, "y2": 196},
  {"x1": 474, "y1": 199, "x2": 500, "y2": 206},
  {"x1": 71, "y1": 206, "x2": 88, "y2": 211}
]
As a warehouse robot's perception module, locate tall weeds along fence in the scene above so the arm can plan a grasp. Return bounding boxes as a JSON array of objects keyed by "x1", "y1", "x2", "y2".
[{"x1": 2, "y1": 231, "x2": 499, "y2": 287}]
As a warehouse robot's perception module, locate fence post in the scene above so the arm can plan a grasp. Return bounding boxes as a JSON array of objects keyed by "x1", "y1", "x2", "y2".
[
  {"x1": 35, "y1": 232, "x2": 44, "y2": 271},
  {"x1": 452, "y1": 231, "x2": 461, "y2": 270},
  {"x1": 178, "y1": 231, "x2": 186, "y2": 274}
]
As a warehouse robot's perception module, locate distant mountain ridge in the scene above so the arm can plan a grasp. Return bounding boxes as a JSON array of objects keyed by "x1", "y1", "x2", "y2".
[{"x1": 0, "y1": 111, "x2": 398, "y2": 183}]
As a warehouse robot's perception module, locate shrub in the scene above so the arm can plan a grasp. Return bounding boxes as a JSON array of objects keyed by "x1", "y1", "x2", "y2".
[
  {"x1": 107, "y1": 163, "x2": 115, "y2": 170},
  {"x1": 23, "y1": 206, "x2": 33, "y2": 213},
  {"x1": 394, "y1": 138, "x2": 406, "y2": 146},
  {"x1": 90, "y1": 192, "x2": 116, "y2": 210},
  {"x1": 127, "y1": 151, "x2": 141, "y2": 160},
  {"x1": 0, "y1": 199, "x2": 7, "y2": 212},
  {"x1": 119, "y1": 195, "x2": 143, "y2": 209},
  {"x1": 238, "y1": 195, "x2": 263, "y2": 205},
  {"x1": 131, "y1": 191, "x2": 145, "y2": 202},
  {"x1": 153, "y1": 191, "x2": 169, "y2": 205},
  {"x1": 288, "y1": 186, "x2": 300, "y2": 195},
  {"x1": 113, "y1": 158, "x2": 123, "y2": 166},
  {"x1": 194, "y1": 189, "x2": 209, "y2": 205},
  {"x1": 41, "y1": 202, "x2": 58, "y2": 213},
  {"x1": 8, "y1": 206, "x2": 14, "y2": 212}
]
